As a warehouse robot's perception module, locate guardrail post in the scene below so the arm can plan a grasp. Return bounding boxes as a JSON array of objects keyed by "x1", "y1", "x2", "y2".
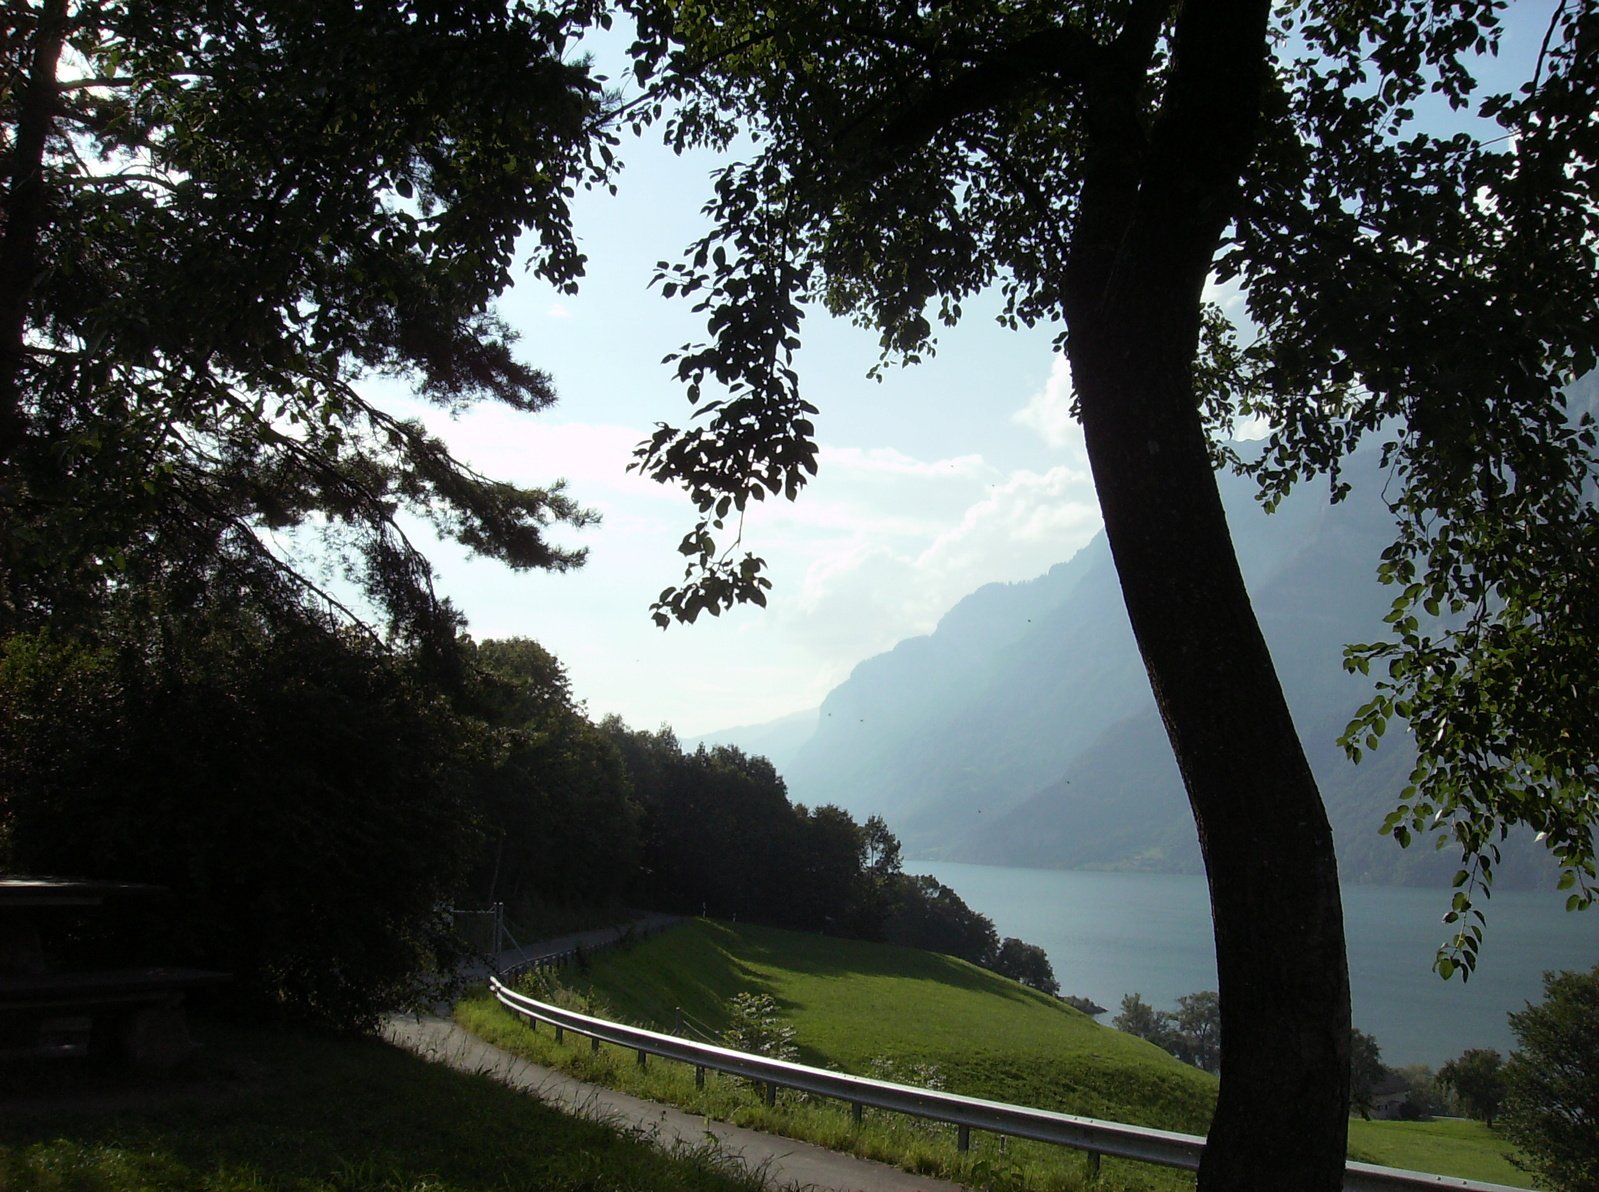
[
  {"x1": 851, "y1": 1101, "x2": 863, "y2": 1126},
  {"x1": 636, "y1": 1048, "x2": 647, "y2": 1069},
  {"x1": 765, "y1": 1081, "x2": 778, "y2": 1107},
  {"x1": 957, "y1": 1125, "x2": 970, "y2": 1152},
  {"x1": 554, "y1": 1024, "x2": 564, "y2": 1044},
  {"x1": 591, "y1": 1036, "x2": 601, "y2": 1054},
  {"x1": 695, "y1": 1065, "x2": 705, "y2": 1089},
  {"x1": 1086, "y1": 1151, "x2": 1101, "y2": 1179}
]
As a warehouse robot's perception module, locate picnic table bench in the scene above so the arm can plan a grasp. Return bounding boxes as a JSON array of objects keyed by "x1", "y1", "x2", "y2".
[{"x1": 0, "y1": 877, "x2": 228, "y2": 1068}]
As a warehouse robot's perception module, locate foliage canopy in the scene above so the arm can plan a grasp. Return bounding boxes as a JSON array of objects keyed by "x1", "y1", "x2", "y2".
[{"x1": 1, "y1": 0, "x2": 616, "y2": 645}]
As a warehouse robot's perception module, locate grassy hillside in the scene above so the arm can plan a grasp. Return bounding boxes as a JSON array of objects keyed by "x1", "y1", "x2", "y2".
[
  {"x1": 532, "y1": 918, "x2": 1217, "y2": 1133},
  {"x1": 465, "y1": 918, "x2": 1534, "y2": 1190}
]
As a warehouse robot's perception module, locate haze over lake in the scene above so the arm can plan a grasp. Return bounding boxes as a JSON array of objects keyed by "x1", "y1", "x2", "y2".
[{"x1": 921, "y1": 861, "x2": 1599, "y2": 1068}]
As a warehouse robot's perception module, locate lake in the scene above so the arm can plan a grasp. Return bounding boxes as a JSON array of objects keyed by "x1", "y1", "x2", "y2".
[{"x1": 919, "y1": 860, "x2": 1599, "y2": 1068}]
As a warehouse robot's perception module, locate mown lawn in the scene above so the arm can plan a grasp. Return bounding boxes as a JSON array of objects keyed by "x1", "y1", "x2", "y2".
[
  {"x1": 1348, "y1": 1117, "x2": 1532, "y2": 1188},
  {"x1": 462, "y1": 918, "x2": 1222, "y2": 1190},
  {"x1": 552, "y1": 917, "x2": 1219, "y2": 1134},
  {"x1": 0, "y1": 1013, "x2": 772, "y2": 1192},
  {"x1": 465, "y1": 917, "x2": 1535, "y2": 1190}
]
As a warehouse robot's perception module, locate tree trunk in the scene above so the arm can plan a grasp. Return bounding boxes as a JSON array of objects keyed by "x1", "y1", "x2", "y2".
[
  {"x1": 1061, "y1": 0, "x2": 1351, "y2": 1186},
  {"x1": 0, "y1": 0, "x2": 69, "y2": 461},
  {"x1": 1069, "y1": 327, "x2": 1352, "y2": 1188}
]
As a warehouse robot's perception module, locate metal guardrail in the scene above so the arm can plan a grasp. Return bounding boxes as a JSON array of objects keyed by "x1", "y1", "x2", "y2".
[{"x1": 488, "y1": 977, "x2": 1526, "y2": 1191}]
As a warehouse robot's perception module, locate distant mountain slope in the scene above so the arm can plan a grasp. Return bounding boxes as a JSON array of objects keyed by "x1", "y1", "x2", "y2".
[
  {"x1": 686, "y1": 706, "x2": 819, "y2": 775},
  {"x1": 711, "y1": 435, "x2": 1571, "y2": 889}
]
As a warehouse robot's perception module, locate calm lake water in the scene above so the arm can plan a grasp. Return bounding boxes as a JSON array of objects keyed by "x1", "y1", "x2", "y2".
[{"x1": 920, "y1": 861, "x2": 1599, "y2": 1068}]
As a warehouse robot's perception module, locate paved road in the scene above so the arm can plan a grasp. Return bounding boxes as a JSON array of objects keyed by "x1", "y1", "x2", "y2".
[{"x1": 387, "y1": 916, "x2": 969, "y2": 1192}]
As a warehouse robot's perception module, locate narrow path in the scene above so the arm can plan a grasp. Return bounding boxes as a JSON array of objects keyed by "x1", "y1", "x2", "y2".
[
  {"x1": 488, "y1": 911, "x2": 683, "y2": 976},
  {"x1": 387, "y1": 914, "x2": 969, "y2": 1192},
  {"x1": 383, "y1": 1015, "x2": 968, "y2": 1192}
]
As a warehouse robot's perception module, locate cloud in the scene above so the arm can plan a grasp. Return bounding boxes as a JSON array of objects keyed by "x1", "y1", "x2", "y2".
[
  {"x1": 825, "y1": 444, "x2": 989, "y2": 479},
  {"x1": 374, "y1": 355, "x2": 1109, "y2": 739},
  {"x1": 545, "y1": 303, "x2": 572, "y2": 319},
  {"x1": 1011, "y1": 354, "x2": 1086, "y2": 453},
  {"x1": 916, "y1": 464, "x2": 1099, "y2": 579},
  {"x1": 775, "y1": 457, "x2": 1101, "y2": 666}
]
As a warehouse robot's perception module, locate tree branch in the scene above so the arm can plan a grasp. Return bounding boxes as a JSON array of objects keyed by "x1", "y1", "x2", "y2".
[{"x1": 873, "y1": 22, "x2": 1103, "y2": 155}]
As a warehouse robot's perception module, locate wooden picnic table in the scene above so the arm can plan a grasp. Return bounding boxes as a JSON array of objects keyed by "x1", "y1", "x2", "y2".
[{"x1": 0, "y1": 876, "x2": 228, "y2": 1067}]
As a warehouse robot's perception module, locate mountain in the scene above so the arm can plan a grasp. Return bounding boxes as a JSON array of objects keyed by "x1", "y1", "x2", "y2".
[
  {"x1": 685, "y1": 706, "x2": 819, "y2": 776},
  {"x1": 709, "y1": 437, "x2": 1571, "y2": 890}
]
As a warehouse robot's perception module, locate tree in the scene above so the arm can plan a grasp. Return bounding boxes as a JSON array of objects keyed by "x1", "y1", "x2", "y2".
[
  {"x1": 1389, "y1": 1064, "x2": 1449, "y2": 1121},
  {"x1": 1, "y1": 0, "x2": 613, "y2": 643},
  {"x1": 1112, "y1": 993, "x2": 1183, "y2": 1058},
  {"x1": 0, "y1": 590, "x2": 483, "y2": 1028},
  {"x1": 464, "y1": 638, "x2": 640, "y2": 912},
  {"x1": 1112, "y1": 990, "x2": 1219, "y2": 1074},
  {"x1": 1501, "y1": 966, "x2": 1599, "y2": 1189},
  {"x1": 1171, "y1": 991, "x2": 1222, "y2": 1076},
  {"x1": 0, "y1": 0, "x2": 640, "y2": 1027},
  {"x1": 627, "y1": 3, "x2": 1599, "y2": 1185},
  {"x1": 883, "y1": 873, "x2": 999, "y2": 968},
  {"x1": 1437, "y1": 1048, "x2": 1507, "y2": 1129},
  {"x1": 992, "y1": 937, "x2": 1059, "y2": 997},
  {"x1": 1350, "y1": 1029, "x2": 1389, "y2": 1121}
]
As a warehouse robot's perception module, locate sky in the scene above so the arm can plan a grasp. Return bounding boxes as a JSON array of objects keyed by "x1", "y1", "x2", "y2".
[
  {"x1": 376, "y1": 6, "x2": 1555, "y2": 741},
  {"x1": 382, "y1": 135, "x2": 1107, "y2": 739}
]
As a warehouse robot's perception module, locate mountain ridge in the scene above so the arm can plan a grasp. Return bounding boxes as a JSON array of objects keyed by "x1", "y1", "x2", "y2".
[{"x1": 702, "y1": 433, "x2": 1575, "y2": 891}]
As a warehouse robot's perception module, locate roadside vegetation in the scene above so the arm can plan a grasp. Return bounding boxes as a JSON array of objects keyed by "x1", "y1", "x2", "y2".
[
  {"x1": 457, "y1": 918, "x2": 1536, "y2": 1191},
  {"x1": 0, "y1": 1013, "x2": 773, "y2": 1192}
]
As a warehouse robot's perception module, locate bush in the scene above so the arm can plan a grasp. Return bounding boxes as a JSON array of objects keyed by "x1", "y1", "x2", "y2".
[{"x1": 722, "y1": 992, "x2": 798, "y2": 1064}]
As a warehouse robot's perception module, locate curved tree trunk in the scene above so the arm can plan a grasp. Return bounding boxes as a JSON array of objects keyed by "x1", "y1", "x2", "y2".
[
  {"x1": 1060, "y1": 0, "x2": 1351, "y2": 1186},
  {"x1": 1069, "y1": 326, "x2": 1352, "y2": 1188}
]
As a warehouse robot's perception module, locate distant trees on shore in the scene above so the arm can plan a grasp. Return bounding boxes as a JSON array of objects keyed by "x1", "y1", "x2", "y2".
[{"x1": 600, "y1": 718, "x2": 1058, "y2": 991}]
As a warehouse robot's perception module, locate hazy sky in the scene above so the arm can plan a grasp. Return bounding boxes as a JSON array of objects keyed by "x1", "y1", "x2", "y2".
[
  {"x1": 366, "y1": 124, "x2": 1106, "y2": 740},
  {"x1": 373, "y1": 8, "x2": 1552, "y2": 740}
]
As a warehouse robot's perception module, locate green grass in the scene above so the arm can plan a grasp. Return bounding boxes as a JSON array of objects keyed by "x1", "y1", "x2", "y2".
[
  {"x1": 0, "y1": 1014, "x2": 775, "y2": 1192},
  {"x1": 550, "y1": 918, "x2": 1219, "y2": 1132},
  {"x1": 461, "y1": 919, "x2": 1223, "y2": 1190},
  {"x1": 460, "y1": 918, "x2": 1534, "y2": 1191},
  {"x1": 1348, "y1": 1117, "x2": 1532, "y2": 1188}
]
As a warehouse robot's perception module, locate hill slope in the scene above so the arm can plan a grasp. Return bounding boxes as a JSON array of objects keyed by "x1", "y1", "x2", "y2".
[{"x1": 556, "y1": 918, "x2": 1219, "y2": 1134}]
